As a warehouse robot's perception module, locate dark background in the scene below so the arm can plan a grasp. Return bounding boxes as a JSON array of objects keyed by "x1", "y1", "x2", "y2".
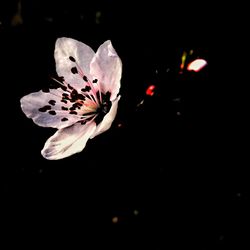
[{"x1": 1, "y1": 1, "x2": 249, "y2": 249}]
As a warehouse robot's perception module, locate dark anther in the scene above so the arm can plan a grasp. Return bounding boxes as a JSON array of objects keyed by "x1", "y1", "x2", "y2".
[
  {"x1": 83, "y1": 75, "x2": 88, "y2": 82},
  {"x1": 72, "y1": 103, "x2": 82, "y2": 108},
  {"x1": 38, "y1": 105, "x2": 51, "y2": 112},
  {"x1": 48, "y1": 110, "x2": 56, "y2": 115},
  {"x1": 85, "y1": 86, "x2": 91, "y2": 91},
  {"x1": 60, "y1": 85, "x2": 67, "y2": 91},
  {"x1": 93, "y1": 79, "x2": 98, "y2": 83},
  {"x1": 61, "y1": 106, "x2": 68, "y2": 110},
  {"x1": 69, "y1": 56, "x2": 76, "y2": 62},
  {"x1": 81, "y1": 86, "x2": 91, "y2": 92},
  {"x1": 48, "y1": 100, "x2": 56, "y2": 106},
  {"x1": 61, "y1": 117, "x2": 68, "y2": 121},
  {"x1": 70, "y1": 89, "x2": 78, "y2": 101},
  {"x1": 62, "y1": 93, "x2": 69, "y2": 98},
  {"x1": 77, "y1": 94, "x2": 85, "y2": 100},
  {"x1": 69, "y1": 111, "x2": 77, "y2": 115},
  {"x1": 68, "y1": 84, "x2": 73, "y2": 90},
  {"x1": 55, "y1": 76, "x2": 65, "y2": 82},
  {"x1": 71, "y1": 67, "x2": 78, "y2": 74},
  {"x1": 61, "y1": 99, "x2": 67, "y2": 104}
]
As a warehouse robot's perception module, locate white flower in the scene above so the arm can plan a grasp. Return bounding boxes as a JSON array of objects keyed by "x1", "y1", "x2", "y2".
[{"x1": 20, "y1": 38, "x2": 122, "y2": 160}]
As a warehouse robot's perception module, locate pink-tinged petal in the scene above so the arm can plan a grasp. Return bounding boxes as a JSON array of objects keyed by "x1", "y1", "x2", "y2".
[
  {"x1": 90, "y1": 40, "x2": 122, "y2": 101},
  {"x1": 41, "y1": 122, "x2": 96, "y2": 160},
  {"x1": 187, "y1": 59, "x2": 207, "y2": 72},
  {"x1": 54, "y1": 37, "x2": 95, "y2": 91},
  {"x1": 90, "y1": 96, "x2": 120, "y2": 139},
  {"x1": 20, "y1": 90, "x2": 81, "y2": 129}
]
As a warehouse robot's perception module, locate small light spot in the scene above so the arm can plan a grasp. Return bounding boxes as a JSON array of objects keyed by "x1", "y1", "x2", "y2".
[
  {"x1": 146, "y1": 85, "x2": 156, "y2": 96},
  {"x1": 95, "y1": 11, "x2": 102, "y2": 24},
  {"x1": 176, "y1": 111, "x2": 181, "y2": 116},
  {"x1": 133, "y1": 210, "x2": 139, "y2": 216},
  {"x1": 112, "y1": 217, "x2": 118, "y2": 224},
  {"x1": 180, "y1": 51, "x2": 187, "y2": 70},
  {"x1": 219, "y1": 235, "x2": 224, "y2": 241},
  {"x1": 136, "y1": 99, "x2": 144, "y2": 108},
  {"x1": 44, "y1": 16, "x2": 53, "y2": 23},
  {"x1": 172, "y1": 97, "x2": 181, "y2": 102},
  {"x1": 117, "y1": 123, "x2": 123, "y2": 128},
  {"x1": 187, "y1": 59, "x2": 207, "y2": 72}
]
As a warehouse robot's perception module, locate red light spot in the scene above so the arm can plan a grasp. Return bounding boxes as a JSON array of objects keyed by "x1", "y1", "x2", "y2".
[{"x1": 146, "y1": 85, "x2": 156, "y2": 96}]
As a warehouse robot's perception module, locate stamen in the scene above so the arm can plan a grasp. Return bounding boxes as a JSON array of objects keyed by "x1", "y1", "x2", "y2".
[
  {"x1": 79, "y1": 114, "x2": 97, "y2": 125},
  {"x1": 83, "y1": 75, "x2": 88, "y2": 82},
  {"x1": 51, "y1": 77, "x2": 67, "y2": 88},
  {"x1": 69, "y1": 59, "x2": 100, "y2": 105}
]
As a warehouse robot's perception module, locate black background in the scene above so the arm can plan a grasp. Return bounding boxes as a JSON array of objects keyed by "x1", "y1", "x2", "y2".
[{"x1": 1, "y1": 1, "x2": 249, "y2": 249}]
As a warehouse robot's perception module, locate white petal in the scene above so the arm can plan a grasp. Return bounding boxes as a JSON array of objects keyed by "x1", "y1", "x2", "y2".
[
  {"x1": 41, "y1": 122, "x2": 96, "y2": 160},
  {"x1": 20, "y1": 90, "x2": 81, "y2": 129},
  {"x1": 90, "y1": 40, "x2": 122, "y2": 101},
  {"x1": 90, "y1": 96, "x2": 120, "y2": 139},
  {"x1": 54, "y1": 37, "x2": 95, "y2": 92},
  {"x1": 187, "y1": 59, "x2": 207, "y2": 72}
]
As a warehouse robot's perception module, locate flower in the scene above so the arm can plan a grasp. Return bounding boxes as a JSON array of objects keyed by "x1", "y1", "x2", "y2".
[
  {"x1": 187, "y1": 58, "x2": 207, "y2": 72},
  {"x1": 20, "y1": 38, "x2": 122, "y2": 160}
]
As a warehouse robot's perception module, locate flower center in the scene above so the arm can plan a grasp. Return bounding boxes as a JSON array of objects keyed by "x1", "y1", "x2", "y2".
[{"x1": 39, "y1": 56, "x2": 113, "y2": 126}]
